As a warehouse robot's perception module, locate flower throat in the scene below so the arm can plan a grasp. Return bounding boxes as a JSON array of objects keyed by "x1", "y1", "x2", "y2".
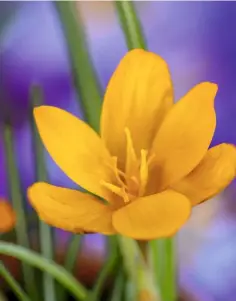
[{"x1": 101, "y1": 128, "x2": 155, "y2": 204}]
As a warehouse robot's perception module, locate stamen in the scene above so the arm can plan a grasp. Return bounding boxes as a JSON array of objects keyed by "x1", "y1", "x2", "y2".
[
  {"x1": 124, "y1": 127, "x2": 139, "y2": 178},
  {"x1": 117, "y1": 169, "x2": 126, "y2": 177},
  {"x1": 117, "y1": 170, "x2": 138, "y2": 185},
  {"x1": 100, "y1": 180, "x2": 130, "y2": 203},
  {"x1": 139, "y1": 149, "x2": 149, "y2": 196},
  {"x1": 111, "y1": 157, "x2": 128, "y2": 188}
]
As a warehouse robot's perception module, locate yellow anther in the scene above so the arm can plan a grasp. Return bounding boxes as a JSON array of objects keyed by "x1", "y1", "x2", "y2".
[{"x1": 139, "y1": 149, "x2": 149, "y2": 197}]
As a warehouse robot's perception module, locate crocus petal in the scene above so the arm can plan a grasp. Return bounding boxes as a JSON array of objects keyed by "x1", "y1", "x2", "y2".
[
  {"x1": 0, "y1": 200, "x2": 15, "y2": 233},
  {"x1": 28, "y1": 182, "x2": 115, "y2": 234},
  {"x1": 101, "y1": 49, "x2": 173, "y2": 169},
  {"x1": 112, "y1": 190, "x2": 191, "y2": 240},
  {"x1": 151, "y1": 82, "x2": 217, "y2": 191},
  {"x1": 34, "y1": 106, "x2": 115, "y2": 200},
  {"x1": 172, "y1": 144, "x2": 236, "y2": 206}
]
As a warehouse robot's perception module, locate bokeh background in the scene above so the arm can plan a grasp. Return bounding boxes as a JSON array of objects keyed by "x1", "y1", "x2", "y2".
[{"x1": 1, "y1": 1, "x2": 236, "y2": 301}]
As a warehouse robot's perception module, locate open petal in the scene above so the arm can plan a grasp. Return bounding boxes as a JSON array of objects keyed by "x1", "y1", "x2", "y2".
[
  {"x1": 34, "y1": 106, "x2": 115, "y2": 200},
  {"x1": 112, "y1": 190, "x2": 191, "y2": 240},
  {"x1": 101, "y1": 49, "x2": 173, "y2": 169},
  {"x1": 172, "y1": 144, "x2": 236, "y2": 206},
  {"x1": 28, "y1": 182, "x2": 115, "y2": 234},
  {"x1": 0, "y1": 200, "x2": 15, "y2": 233},
  {"x1": 151, "y1": 82, "x2": 218, "y2": 191}
]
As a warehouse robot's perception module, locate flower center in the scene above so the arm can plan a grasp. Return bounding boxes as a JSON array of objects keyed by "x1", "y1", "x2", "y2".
[{"x1": 101, "y1": 128, "x2": 155, "y2": 204}]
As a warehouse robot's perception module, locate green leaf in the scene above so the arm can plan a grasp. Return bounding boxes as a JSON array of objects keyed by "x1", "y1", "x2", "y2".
[
  {"x1": 3, "y1": 124, "x2": 38, "y2": 301},
  {"x1": 115, "y1": 1, "x2": 146, "y2": 50},
  {"x1": 0, "y1": 261, "x2": 31, "y2": 301},
  {"x1": 0, "y1": 242, "x2": 88, "y2": 301}
]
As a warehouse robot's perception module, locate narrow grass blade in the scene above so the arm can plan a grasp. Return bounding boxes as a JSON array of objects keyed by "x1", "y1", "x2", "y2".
[
  {"x1": 0, "y1": 261, "x2": 31, "y2": 301},
  {"x1": 2, "y1": 124, "x2": 38, "y2": 301},
  {"x1": 29, "y1": 85, "x2": 56, "y2": 301},
  {"x1": 0, "y1": 242, "x2": 88, "y2": 301}
]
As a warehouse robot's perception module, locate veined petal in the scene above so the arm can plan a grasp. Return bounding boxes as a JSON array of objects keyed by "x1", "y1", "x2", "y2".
[
  {"x1": 112, "y1": 190, "x2": 191, "y2": 240},
  {"x1": 172, "y1": 144, "x2": 236, "y2": 206},
  {"x1": 151, "y1": 82, "x2": 217, "y2": 191},
  {"x1": 28, "y1": 182, "x2": 115, "y2": 234},
  {"x1": 34, "y1": 106, "x2": 115, "y2": 200},
  {"x1": 0, "y1": 200, "x2": 15, "y2": 233},
  {"x1": 101, "y1": 49, "x2": 173, "y2": 169}
]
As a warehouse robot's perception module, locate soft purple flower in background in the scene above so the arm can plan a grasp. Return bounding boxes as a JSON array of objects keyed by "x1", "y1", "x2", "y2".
[
  {"x1": 201, "y1": 2, "x2": 236, "y2": 147},
  {"x1": 1, "y1": 1, "x2": 236, "y2": 298},
  {"x1": 181, "y1": 186, "x2": 236, "y2": 301},
  {"x1": 178, "y1": 3, "x2": 236, "y2": 300},
  {"x1": 0, "y1": 2, "x2": 83, "y2": 193}
]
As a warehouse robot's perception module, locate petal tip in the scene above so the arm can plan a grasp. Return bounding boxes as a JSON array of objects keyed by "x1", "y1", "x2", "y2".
[
  {"x1": 209, "y1": 82, "x2": 218, "y2": 94},
  {"x1": 33, "y1": 105, "x2": 48, "y2": 121},
  {"x1": 27, "y1": 182, "x2": 46, "y2": 207},
  {"x1": 33, "y1": 105, "x2": 44, "y2": 113},
  {"x1": 33, "y1": 105, "x2": 57, "y2": 116},
  {"x1": 201, "y1": 81, "x2": 218, "y2": 97}
]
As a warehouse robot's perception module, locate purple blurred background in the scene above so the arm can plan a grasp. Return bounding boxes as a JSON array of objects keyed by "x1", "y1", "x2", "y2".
[{"x1": 1, "y1": 2, "x2": 236, "y2": 300}]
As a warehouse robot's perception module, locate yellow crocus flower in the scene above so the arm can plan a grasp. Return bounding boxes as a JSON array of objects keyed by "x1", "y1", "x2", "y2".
[
  {"x1": 28, "y1": 49, "x2": 236, "y2": 240},
  {"x1": 0, "y1": 200, "x2": 15, "y2": 233}
]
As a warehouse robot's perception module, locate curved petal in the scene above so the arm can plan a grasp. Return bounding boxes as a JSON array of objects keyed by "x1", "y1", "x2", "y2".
[
  {"x1": 34, "y1": 106, "x2": 115, "y2": 200},
  {"x1": 150, "y1": 82, "x2": 217, "y2": 191},
  {"x1": 101, "y1": 49, "x2": 173, "y2": 169},
  {"x1": 28, "y1": 182, "x2": 115, "y2": 234},
  {"x1": 172, "y1": 144, "x2": 236, "y2": 206},
  {"x1": 0, "y1": 200, "x2": 15, "y2": 233},
  {"x1": 112, "y1": 190, "x2": 191, "y2": 240}
]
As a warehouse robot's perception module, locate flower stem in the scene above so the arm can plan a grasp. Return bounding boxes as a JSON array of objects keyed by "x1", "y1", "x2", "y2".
[
  {"x1": 54, "y1": 1, "x2": 102, "y2": 132},
  {"x1": 2, "y1": 124, "x2": 38, "y2": 301},
  {"x1": 115, "y1": 1, "x2": 147, "y2": 50},
  {"x1": 0, "y1": 242, "x2": 88, "y2": 301},
  {"x1": 29, "y1": 85, "x2": 56, "y2": 301},
  {"x1": 118, "y1": 237, "x2": 160, "y2": 301},
  {"x1": 161, "y1": 238, "x2": 177, "y2": 301},
  {"x1": 149, "y1": 239, "x2": 165, "y2": 290},
  {"x1": 137, "y1": 263, "x2": 159, "y2": 301},
  {"x1": 137, "y1": 241, "x2": 160, "y2": 301},
  {"x1": 0, "y1": 261, "x2": 31, "y2": 301}
]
